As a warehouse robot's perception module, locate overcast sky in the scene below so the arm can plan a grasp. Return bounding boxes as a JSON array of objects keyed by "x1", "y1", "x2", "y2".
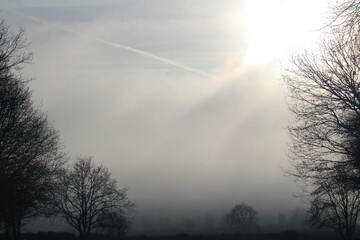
[{"x1": 0, "y1": 0, "x2": 334, "y2": 229}]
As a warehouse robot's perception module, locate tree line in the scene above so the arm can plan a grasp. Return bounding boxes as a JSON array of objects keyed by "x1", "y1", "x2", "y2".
[{"x1": 0, "y1": 20, "x2": 135, "y2": 240}]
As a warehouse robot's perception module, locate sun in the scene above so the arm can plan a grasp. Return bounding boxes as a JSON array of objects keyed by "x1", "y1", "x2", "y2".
[{"x1": 243, "y1": 0, "x2": 330, "y2": 65}]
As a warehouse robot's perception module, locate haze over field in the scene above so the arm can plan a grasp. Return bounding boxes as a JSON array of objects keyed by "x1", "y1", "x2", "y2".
[{"x1": 0, "y1": 0, "x2": 335, "y2": 230}]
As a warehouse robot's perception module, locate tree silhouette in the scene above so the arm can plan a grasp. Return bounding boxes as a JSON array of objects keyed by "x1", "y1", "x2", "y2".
[
  {"x1": 307, "y1": 171, "x2": 360, "y2": 240},
  {"x1": 182, "y1": 218, "x2": 194, "y2": 232},
  {"x1": 224, "y1": 203, "x2": 258, "y2": 233},
  {"x1": 158, "y1": 217, "x2": 171, "y2": 230},
  {"x1": 0, "y1": 19, "x2": 63, "y2": 240},
  {"x1": 284, "y1": 1, "x2": 360, "y2": 238},
  {"x1": 277, "y1": 213, "x2": 286, "y2": 226},
  {"x1": 283, "y1": 0, "x2": 360, "y2": 190},
  {"x1": 331, "y1": 0, "x2": 360, "y2": 37},
  {"x1": 202, "y1": 213, "x2": 215, "y2": 230},
  {"x1": 52, "y1": 157, "x2": 135, "y2": 240}
]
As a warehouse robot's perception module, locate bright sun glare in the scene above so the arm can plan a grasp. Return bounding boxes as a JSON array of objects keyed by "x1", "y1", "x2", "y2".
[{"x1": 242, "y1": 0, "x2": 330, "y2": 65}]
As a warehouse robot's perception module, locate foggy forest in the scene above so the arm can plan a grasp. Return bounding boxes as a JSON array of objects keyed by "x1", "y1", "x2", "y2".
[{"x1": 2, "y1": 0, "x2": 360, "y2": 240}]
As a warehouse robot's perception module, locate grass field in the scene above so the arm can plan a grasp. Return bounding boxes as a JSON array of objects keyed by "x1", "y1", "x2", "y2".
[{"x1": 4, "y1": 230, "x2": 346, "y2": 240}]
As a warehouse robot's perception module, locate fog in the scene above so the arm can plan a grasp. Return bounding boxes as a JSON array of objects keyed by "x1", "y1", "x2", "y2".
[{"x1": 0, "y1": 0, "x2": 332, "y2": 233}]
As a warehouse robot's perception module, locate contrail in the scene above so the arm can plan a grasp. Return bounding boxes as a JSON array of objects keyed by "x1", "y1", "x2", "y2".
[{"x1": 4, "y1": 8, "x2": 216, "y2": 80}]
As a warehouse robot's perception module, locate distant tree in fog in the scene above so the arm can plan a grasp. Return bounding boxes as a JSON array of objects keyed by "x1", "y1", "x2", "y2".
[
  {"x1": 224, "y1": 203, "x2": 258, "y2": 233},
  {"x1": 220, "y1": 212, "x2": 230, "y2": 227},
  {"x1": 288, "y1": 207, "x2": 306, "y2": 227},
  {"x1": 52, "y1": 157, "x2": 135, "y2": 240},
  {"x1": 158, "y1": 217, "x2": 171, "y2": 229},
  {"x1": 277, "y1": 213, "x2": 286, "y2": 226},
  {"x1": 97, "y1": 211, "x2": 132, "y2": 236},
  {"x1": 141, "y1": 216, "x2": 153, "y2": 230},
  {"x1": 182, "y1": 218, "x2": 194, "y2": 232},
  {"x1": 202, "y1": 213, "x2": 215, "y2": 229}
]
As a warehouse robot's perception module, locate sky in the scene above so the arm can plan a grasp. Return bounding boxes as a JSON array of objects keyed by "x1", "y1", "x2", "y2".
[{"x1": 0, "y1": 0, "x2": 334, "y2": 230}]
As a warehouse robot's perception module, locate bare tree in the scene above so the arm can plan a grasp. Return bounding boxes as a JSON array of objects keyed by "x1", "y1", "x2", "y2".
[
  {"x1": 277, "y1": 213, "x2": 286, "y2": 226},
  {"x1": 182, "y1": 218, "x2": 194, "y2": 232},
  {"x1": 53, "y1": 157, "x2": 135, "y2": 240},
  {"x1": 283, "y1": 1, "x2": 360, "y2": 238},
  {"x1": 0, "y1": 19, "x2": 32, "y2": 84},
  {"x1": 141, "y1": 216, "x2": 153, "y2": 231},
  {"x1": 307, "y1": 173, "x2": 360, "y2": 240},
  {"x1": 202, "y1": 213, "x2": 215, "y2": 230},
  {"x1": 224, "y1": 203, "x2": 258, "y2": 233},
  {"x1": 0, "y1": 19, "x2": 63, "y2": 240},
  {"x1": 330, "y1": 0, "x2": 360, "y2": 36},
  {"x1": 288, "y1": 207, "x2": 306, "y2": 227},
  {"x1": 283, "y1": 0, "x2": 360, "y2": 188},
  {"x1": 97, "y1": 211, "x2": 132, "y2": 237},
  {"x1": 158, "y1": 217, "x2": 171, "y2": 230}
]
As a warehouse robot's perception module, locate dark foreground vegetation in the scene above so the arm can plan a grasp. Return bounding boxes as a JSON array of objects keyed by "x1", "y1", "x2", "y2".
[{"x1": 0, "y1": 231, "x2": 350, "y2": 240}]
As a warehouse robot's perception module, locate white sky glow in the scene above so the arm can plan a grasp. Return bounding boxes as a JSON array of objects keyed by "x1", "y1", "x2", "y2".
[
  {"x1": 243, "y1": 0, "x2": 330, "y2": 64},
  {"x1": 0, "y1": 0, "x2": 334, "y2": 230}
]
